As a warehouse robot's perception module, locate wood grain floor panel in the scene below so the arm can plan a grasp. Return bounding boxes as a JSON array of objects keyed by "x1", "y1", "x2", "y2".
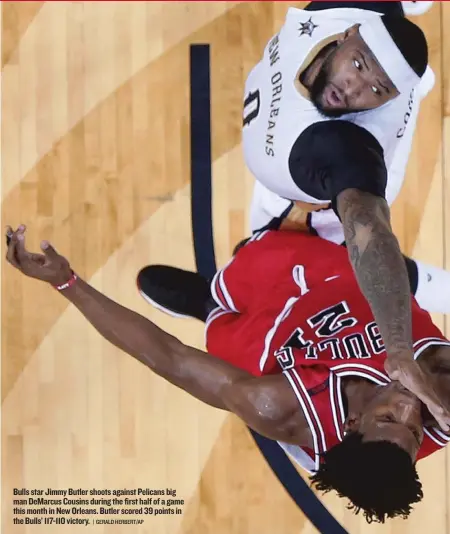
[{"x1": 2, "y1": 3, "x2": 449, "y2": 533}]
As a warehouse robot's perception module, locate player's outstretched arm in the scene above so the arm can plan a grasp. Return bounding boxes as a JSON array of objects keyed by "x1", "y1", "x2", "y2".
[
  {"x1": 336, "y1": 189, "x2": 450, "y2": 431},
  {"x1": 5, "y1": 225, "x2": 305, "y2": 444},
  {"x1": 336, "y1": 188, "x2": 412, "y2": 360}
]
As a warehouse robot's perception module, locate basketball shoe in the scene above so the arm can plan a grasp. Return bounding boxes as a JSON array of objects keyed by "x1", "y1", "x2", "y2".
[{"x1": 137, "y1": 265, "x2": 215, "y2": 322}]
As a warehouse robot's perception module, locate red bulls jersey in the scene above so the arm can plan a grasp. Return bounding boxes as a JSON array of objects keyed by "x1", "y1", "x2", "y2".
[{"x1": 206, "y1": 230, "x2": 450, "y2": 473}]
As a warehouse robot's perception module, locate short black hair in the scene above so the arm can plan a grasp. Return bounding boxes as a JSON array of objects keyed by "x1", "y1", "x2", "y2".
[
  {"x1": 310, "y1": 432, "x2": 423, "y2": 524},
  {"x1": 381, "y1": 15, "x2": 428, "y2": 77}
]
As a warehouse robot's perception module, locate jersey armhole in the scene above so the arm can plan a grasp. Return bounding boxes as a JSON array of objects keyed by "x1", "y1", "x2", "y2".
[{"x1": 283, "y1": 368, "x2": 327, "y2": 471}]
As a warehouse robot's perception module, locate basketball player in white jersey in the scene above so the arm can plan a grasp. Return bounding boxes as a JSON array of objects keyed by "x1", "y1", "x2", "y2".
[
  {"x1": 243, "y1": 1, "x2": 434, "y2": 236},
  {"x1": 241, "y1": 1, "x2": 448, "y2": 312},
  {"x1": 5, "y1": 224, "x2": 450, "y2": 523},
  {"x1": 243, "y1": 1, "x2": 449, "y2": 318},
  {"x1": 137, "y1": 1, "x2": 450, "y2": 398}
]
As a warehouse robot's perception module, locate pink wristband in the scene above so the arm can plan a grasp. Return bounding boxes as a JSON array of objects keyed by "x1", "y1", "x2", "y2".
[{"x1": 53, "y1": 272, "x2": 78, "y2": 291}]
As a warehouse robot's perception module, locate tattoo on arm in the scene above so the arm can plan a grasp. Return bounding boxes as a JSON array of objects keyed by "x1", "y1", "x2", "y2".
[{"x1": 337, "y1": 188, "x2": 413, "y2": 358}]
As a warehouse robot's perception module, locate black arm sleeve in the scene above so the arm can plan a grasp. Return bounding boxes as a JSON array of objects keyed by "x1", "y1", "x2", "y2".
[{"x1": 288, "y1": 121, "x2": 388, "y2": 217}]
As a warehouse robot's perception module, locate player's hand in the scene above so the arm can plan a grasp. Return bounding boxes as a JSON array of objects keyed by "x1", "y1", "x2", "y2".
[
  {"x1": 5, "y1": 225, "x2": 73, "y2": 287},
  {"x1": 385, "y1": 354, "x2": 450, "y2": 432}
]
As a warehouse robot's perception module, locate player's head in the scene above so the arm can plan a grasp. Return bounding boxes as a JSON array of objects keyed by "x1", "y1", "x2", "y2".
[
  {"x1": 310, "y1": 15, "x2": 428, "y2": 118},
  {"x1": 310, "y1": 382, "x2": 424, "y2": 523}
]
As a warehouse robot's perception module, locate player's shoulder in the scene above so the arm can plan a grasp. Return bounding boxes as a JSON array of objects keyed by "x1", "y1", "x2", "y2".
[{"x1": 290, "y1": 120, "x2": 385, "y2": 164}]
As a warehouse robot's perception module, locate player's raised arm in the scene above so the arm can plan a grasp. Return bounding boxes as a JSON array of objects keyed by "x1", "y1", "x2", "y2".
[
  {"x1": 291, "y1": 121, "x2": 413, "y2": 360},
  {"x1": 288, "y1": 121, "x2": 450, "y2": 430},
  {"x1": 5, "y1": 225, "x2": 304, "y2": 444},
  {"x1": 336, "y1": 189, "x2": 412, "y2": 358},
  {"x1": 290, "y1": 122, "x2": 412, "y2": 358},
  {"x1": 336, "y1": 190, "x2": 450, "y2": 431}
]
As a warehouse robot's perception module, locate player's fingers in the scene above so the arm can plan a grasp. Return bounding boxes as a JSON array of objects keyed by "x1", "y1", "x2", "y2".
[
  {"x1": 40, "y1": 241, "x2": 59, "y2": 261},
  {"x1": 414, "y1": 384, "x2": 443, "y2": 415},
  {"x1": 415, "y1": 386, "x2": 450, "y2": 431},
  {"x1": 14, "y1": 232, "x2": 29, "y2": 260},
  {"x1": 12, "y1": 224, "x2": 27, "y2": 241},
  {"x1": 414, "y1": 374, "x2": 445, "y2": 411},
  {"x1": 395, "y1": 372, "x2": 446, "y2": 421},
  {"x1": 439, "y1": 420, "x2": 450, "y2": 433},
  {"x1": 5, "y1": 227, "x2": 13, "y2": 247},
  {"x1": 5, "y1": 231, "x2": 23, "y2": 268},
  {"x1": 430, "y1": 411, "x2": 450, "y2": 433}
]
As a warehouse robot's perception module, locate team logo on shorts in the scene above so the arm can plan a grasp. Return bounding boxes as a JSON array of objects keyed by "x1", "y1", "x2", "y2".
[{"x1": 299, "y1": 17, "x2": 318, "y2": 38}]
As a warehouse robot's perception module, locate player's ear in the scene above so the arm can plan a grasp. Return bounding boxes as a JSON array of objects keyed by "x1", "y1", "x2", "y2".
[
  {"x1": 340, "y1": 23, "x2": 360, "y2": 42},
  {"x1": 343, "y1": 414, "x2": 360, "y2": 434}
]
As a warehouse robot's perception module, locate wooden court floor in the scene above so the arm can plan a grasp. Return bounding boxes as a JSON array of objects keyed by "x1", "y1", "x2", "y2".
[{"x1": 1, "y1": 2, "x2": 449, "y2": 533}]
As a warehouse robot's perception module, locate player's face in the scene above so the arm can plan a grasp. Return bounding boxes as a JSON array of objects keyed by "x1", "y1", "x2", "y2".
[
  {"x1": 358, "y1": 383, "x2": 424, "y2": 461},
  {"x1": 310, "y1": 25, "x2": 399, "y2": 118}
]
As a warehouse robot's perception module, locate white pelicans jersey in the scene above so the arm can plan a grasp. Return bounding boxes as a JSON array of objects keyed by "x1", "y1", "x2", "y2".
[{"x1": 242, "y1": 6, "x2": 418, "y2": 208}]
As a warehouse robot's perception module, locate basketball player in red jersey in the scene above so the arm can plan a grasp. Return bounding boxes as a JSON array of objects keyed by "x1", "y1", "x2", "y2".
[
  {"x1": 138, "y1": 0, "x2": 450, "y2": 415},
  {"x1": 6, "y1": 224, "x2": 450, "y2": 523}
]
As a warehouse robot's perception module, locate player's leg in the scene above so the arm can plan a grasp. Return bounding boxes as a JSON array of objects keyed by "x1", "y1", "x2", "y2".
[
  {"x1": 137, "y1": 230, "x2": 323, "y2": 321},
  {"x1": 137, "y1": 236, "x2": 450, "y2": 320},
  {"x1": 248, "y1": 185, "x2": 450, "y2": 314},
  {"x1": 136, "y1": 266, "x2": 215, "y2": 322},
  {"x1": 137, "y1": 232, "x2": 268, "y2": 321},
  {"x1": 404, "y1": 256, "x2": 450, "y2": 315}
]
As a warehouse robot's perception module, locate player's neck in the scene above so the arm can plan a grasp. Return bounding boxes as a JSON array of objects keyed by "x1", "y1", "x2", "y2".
[{"x1": 341, "y1": 377, "x2": 377, "y2": 416}]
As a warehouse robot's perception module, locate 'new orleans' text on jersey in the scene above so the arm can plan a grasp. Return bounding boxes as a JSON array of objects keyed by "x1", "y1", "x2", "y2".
[{"x1": 266, "y1": 34, "x2": 283, "y2": 156}]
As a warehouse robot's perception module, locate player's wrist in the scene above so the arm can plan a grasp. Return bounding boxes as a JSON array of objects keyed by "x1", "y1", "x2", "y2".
[{"x1": 51, "y1": 270, "x2": 78, "y2": 291}]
